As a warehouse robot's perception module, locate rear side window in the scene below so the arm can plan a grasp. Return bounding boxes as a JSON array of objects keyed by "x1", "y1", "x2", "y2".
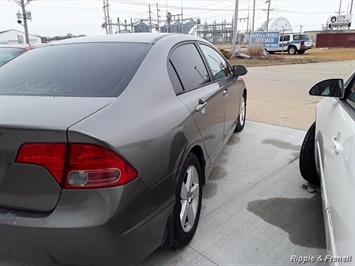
[
  {"x1": 169, "y1": 43, "x2": 209, "y2": 92},
  {"x1": 0, "y1": 43, "x2": 151, "y2": 97},
  {"x1": 280, "y1": 35, "x2": 290, "y2": 42},
  {"x1": 293, "y1": 34, "x2": 311, "y2": 41},
  {"x1": 0, "y1": 47, "x2": 26, "y2": 65}
]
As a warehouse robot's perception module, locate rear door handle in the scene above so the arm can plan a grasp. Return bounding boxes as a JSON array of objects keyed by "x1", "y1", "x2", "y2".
[
  {"x1": 331, "y1": 135, "x2": 342, "y2": 155},
  {"x1": 222, "y1": 89, "x2": 228, "y2": 96},
  {"x1": 195, "y1": 100, "x2": 207, "y2": 112}
]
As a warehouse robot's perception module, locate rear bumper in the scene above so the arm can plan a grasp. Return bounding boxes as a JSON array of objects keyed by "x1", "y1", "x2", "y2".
[
  {"x1": 300, "y1": 45, "x2": 312, "y2": 51},
  {"x1": 0, "y1": 179, "x2": 175, "y2": 265}
]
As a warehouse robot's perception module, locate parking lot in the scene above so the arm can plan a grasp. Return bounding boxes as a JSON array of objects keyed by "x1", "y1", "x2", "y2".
[
  {"x1": 1, "y1": 61, "x2": 354, "y2": 266},
  {"x1": 140, "y1": 60, "x2": 355, "y2": 265},
  {"x1": 140, "y1": 121, "x2": 326, "y2": 265}
]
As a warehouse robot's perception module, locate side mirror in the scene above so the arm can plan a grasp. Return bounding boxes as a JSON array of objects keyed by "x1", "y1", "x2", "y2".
[
  {"x1": 309, "y1": 79, "x2": 344, "y2": 98},
  {"x1": 233, "y1": 65, "x2": 248, "y2": 77}
]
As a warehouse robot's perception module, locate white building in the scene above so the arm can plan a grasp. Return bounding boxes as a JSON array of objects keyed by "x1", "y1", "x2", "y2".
[
  {"x1": 257, "y1": 17, "x2": 293, "y2": 33},
  {"x1": 0, "y1": 29, "x2": 42, "y2": 45}
]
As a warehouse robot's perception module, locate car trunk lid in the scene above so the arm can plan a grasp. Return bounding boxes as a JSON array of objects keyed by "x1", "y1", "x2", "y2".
[{"x1": 0, "y1": 96, "x2": 113, "y2": 212}]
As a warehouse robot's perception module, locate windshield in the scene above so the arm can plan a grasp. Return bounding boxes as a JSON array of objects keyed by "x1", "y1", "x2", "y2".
[
  {"x1": 0, "y1": 47, "x2": 26, "y2": 65},
  {"x1": 0, "y1": 42, "x2": 151, "y2": 97}
]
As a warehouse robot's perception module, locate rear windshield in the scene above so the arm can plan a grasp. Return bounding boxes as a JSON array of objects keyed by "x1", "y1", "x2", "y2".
[
  {"x1": 0, "y1": 42, "x2": 151, "y2": 97},
  {"x1": 0, "y1": 47, "x2": 26, "y2": 65},
  {"x1": 293, "y1": 34, "x2": 311, "y2": 41}
]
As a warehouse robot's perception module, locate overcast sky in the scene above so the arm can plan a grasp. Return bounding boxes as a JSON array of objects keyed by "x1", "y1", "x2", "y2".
[{"x1": 1, "y1": 0, "x2": 354, "y2": 37}]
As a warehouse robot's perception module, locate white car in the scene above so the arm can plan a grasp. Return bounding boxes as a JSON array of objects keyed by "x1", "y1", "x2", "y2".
[
  {"x1": 300, "y1": 71, "x2": 355, "y2": 265},
  {"x1": 266, "y1": 33, "x2": 313, "y2": 55}
]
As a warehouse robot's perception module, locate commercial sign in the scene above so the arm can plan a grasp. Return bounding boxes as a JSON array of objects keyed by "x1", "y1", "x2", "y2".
[
  {"x1": 327, "y1": 14, "x2": 352, "y2": 27},
  {"x1": 250, "y1": 31, "x2": 280, "y2": 49}
]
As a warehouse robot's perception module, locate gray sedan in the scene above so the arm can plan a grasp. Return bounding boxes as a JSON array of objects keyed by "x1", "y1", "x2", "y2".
[{"x1": 0, "y1": 33, "x2": 247, "y2": 265}]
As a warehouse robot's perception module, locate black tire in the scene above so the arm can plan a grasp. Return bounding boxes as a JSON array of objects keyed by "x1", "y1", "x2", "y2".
[
  {"x1": 173, "y1": 153, "x2": 203, "y2": 247},
  {"x1": 299, "y1": 122, "x2": 320, "y2": 185},
  {"x1": 298, "y1": 50, "x2": 305, "y2": 54},
  {"x1": 268, "y1": 51, "x2": 275, "y2": 54},
  {"x1": 288, "y1": 45, "x2": 297, "y2": 55},
  {"x1": 235, "y1": 93, "x2": 246, "y2": 132}
]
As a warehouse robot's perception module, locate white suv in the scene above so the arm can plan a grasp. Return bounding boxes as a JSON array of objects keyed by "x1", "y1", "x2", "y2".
[
  {"x1": 300, "y1": 72, "x2": 355, "y2": 264},
  {"x1": 267, "y1": 33, "x2": 313, "y2": 55}
]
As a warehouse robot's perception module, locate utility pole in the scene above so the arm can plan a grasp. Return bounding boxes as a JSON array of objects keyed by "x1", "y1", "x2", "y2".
[
  {"x1": 350, "y1": 0, "x2": 354, "y2": 14},
  {"x1": 232, "y1": 0, "x2": 239, "y2": 53},
  {"x1": 252, "y1": 0, "x2": 256, "y2": 31},
  {"x1": 156, "y1": 3, "x2": 160, "y2": 32},
  {"x1": 338, "y1": 0, "x2": 342, "y2": 15},
  {"x1": 266, "y1": 0, "x2": 271, "y2": 31},
  {"x1": 148, "y1": 5, "x2": 152, "y2": 32},
  {"x1": 103, "y1": 0, "x2": 112, "y2": 34},
  {"x1": 167, "y1": 12, "x2": 171, "y2": 33},
  {"x1": 117, "y1": 17, "x2": 120, "y2": 33},
  {"x1": 103, "y1": 0, "x2": 108, "y2": 34},
  {"x1": 181, "y1": 0, "x2": 184, "y2": 34},
  {"x1": 13, "y1": 0, "x2": 31, "y2": 44}
]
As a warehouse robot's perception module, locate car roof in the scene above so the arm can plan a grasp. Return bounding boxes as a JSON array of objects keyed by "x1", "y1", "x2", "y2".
[
  {"x1": 0, "y1": 44, "x2": 29, "y2": 49},
  {"x1": 49, "y1": 33, "x2": 204, "y2": 45},
  {"x1": 0, "y1": 44, "x2": 44, "y2": 50}
]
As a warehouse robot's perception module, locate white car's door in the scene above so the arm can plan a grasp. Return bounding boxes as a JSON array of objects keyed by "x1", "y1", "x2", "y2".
[{"x1": 315, "y1": 73, "x2": 355, "y2": 260}]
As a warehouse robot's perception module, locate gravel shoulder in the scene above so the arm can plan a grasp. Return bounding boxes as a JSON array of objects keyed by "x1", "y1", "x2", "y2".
[{"x1": 229, "y1": 48, "x2": 355, "y2": 67}]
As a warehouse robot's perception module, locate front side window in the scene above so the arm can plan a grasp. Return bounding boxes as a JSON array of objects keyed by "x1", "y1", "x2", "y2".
[
  {"x1": 0, "y1": 43, "x2": 151, "y2": 97},
  {"x1": 169, "y1": 43, "x2": 209, "y2": 92},
  {"x1": 345, "y1": 76, "x2": 355, "y2": 110},
  {"x1": 199, "y1": 44, "x2": 231, "y2": 81}
]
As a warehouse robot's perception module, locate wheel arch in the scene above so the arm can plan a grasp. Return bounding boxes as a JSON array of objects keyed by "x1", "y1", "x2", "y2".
[
  {"x1": 189, "y1": 145, "x2": 206, "y2": 185},
  {"x1": 243, "y1": 88, "x2": 247, "y2": 102},
  {"x1": 288, "y1": 45, "x2": 297, "y2": 54}
]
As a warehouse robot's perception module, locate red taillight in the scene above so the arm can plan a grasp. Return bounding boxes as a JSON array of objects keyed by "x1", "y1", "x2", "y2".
[
  {"x1": 64, "y1": 144, "x2": 137, "y2": 189},
  {"x1": 301, "y1": 41, "x2": 304, "y2": 45},
  {"x1": 16, "y1": 143, "x2": 66, "y2": 184},
  {"x1": 16, "y1": 143, "x2": 137, "y2": 189}
]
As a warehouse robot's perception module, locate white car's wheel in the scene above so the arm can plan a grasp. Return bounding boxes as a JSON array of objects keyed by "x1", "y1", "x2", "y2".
[
  {"x1": 299, "y1": 122, "x2": 320, "y2": 185},
  {"x1": 288, "y1": 46, "x2": 297, "y2": 55}
]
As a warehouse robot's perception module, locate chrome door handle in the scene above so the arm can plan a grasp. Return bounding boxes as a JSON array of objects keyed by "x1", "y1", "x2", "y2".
[
  {"x1": 222, "y1": 89, "x2": 228, "y2": 96},
  {"x1": 195, "y1": 101, "x2": 207, "y2": 112},
  {"x1": 331, "y1": 136, "x2": 342, "y2": 154}
]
